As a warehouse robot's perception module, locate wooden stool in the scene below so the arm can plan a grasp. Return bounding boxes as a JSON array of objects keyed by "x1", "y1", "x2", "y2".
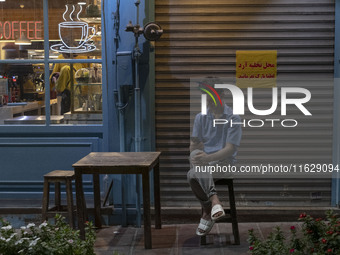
[
  {"x1": 42, "y1": 170, "x2": 75, "y2": 228},
  {"x1": 201, "y1": 178, "x2": 240, "y2": 245}
]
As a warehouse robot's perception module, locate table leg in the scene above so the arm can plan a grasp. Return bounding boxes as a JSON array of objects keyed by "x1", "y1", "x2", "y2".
[
  {"x1": 121, "y1": 175, "x2": 127, "y2": 227},
  {"x1": 41, "y1": 181, "x2": 50, "y2": 222},
  {"x1": 75, "y1": 171, "x2": 85, "y2": 239},
  {"x1": 93, "y1": 173, "x2": 102, "y2": 228},
  {"x1": 136, "y1": 174, "x2": 142, "y2": 228},
  {"x1": 142, "y1": 171, "x2": 152, "y2": 249},
  {"x1": 153, "y1": 162, "x2": 162, "y2": 229}
]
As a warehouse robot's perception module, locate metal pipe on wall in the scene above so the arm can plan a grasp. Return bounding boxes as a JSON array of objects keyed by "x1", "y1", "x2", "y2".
[
  {"x1": 124, "y1": 0, "x2": 162, "y2": 226},
  {"x1": 116, "y1": 51, "x2": 133, "y2": 226}
]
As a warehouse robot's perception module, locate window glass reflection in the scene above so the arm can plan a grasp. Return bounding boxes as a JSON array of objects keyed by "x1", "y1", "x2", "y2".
[
  {"x1": 0, "y1": 61, "x2": 103, "y2": 125},
  {"x1": 0, "y1": 0, "x2": 103, "y2": 126},
  {"x1": 0, "y1": 0, "x2": 43, "y2": 60},
  {"x1": 0, "y1": 64, "x2": 49, "y2": 125},
  {"x1": 51, "y1": 62, "x2": 102, "y2": 125},
  {"x1": 49, "y1": 0, "x2": 102, "y2": 60}
]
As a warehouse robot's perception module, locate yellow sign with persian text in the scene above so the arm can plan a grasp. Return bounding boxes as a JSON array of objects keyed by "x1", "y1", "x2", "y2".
[{"x1": 236, "y1": 50, "x2": 277, "y2": 88}]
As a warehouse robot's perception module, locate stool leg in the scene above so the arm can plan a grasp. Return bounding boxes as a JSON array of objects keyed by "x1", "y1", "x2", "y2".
[
  {"x1": 199, "y1": 207, "x2": 207, "y2": 245},
  {"x1": 228, "y1": 181, "x2": 240, "y2": 245},
  {"x1": 82, "y1": 189, "x2": 89, "y2": 221},
  {"x1": 55, "y1": 182, "x2": 61, "y2": 210},
  {"x1": 42, "y1": 181, "x2": 50, "y2": 222},
  {"x1": 66, "y1": 179, "x2": 74, "y2": 228},
  {"x1": 200, "y1": 235, "x2": 207, "y2": 245}
]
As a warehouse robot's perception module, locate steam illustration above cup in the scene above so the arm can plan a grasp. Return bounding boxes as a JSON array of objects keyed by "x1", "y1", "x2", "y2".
[{"x1": 51, "y1": 4, "x2": 97, "y2": 53}]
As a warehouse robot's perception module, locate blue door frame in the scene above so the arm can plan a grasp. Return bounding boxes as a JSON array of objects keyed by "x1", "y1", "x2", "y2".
[{"x1": 103, "y1": 0, "x2": 156, "y2": 225}]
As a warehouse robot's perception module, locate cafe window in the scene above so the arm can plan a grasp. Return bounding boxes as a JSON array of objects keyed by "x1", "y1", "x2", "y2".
[{"x1": 0, "y1": 0, "x2": 103, "y2": 125}]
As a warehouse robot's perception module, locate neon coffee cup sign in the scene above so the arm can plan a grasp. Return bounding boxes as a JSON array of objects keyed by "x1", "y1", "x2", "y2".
[{"x1": 51, "y1": 4, "x2": 96, "y2": 53}]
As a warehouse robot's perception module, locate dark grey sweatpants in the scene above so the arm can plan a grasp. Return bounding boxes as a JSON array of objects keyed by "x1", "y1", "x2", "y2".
[{"x1": 187, "y1": 149, "x2": 234, "y2": 211}]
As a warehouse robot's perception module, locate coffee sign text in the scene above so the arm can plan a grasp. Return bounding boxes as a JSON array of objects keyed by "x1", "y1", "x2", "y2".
[{"x1": 0, "y1": 21, "x2": 42, "y2": 40}]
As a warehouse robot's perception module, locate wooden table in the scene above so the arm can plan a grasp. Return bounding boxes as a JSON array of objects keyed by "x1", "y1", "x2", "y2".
[{"x1": 72, "y1": 152, "x2": 161, "y2": 249}]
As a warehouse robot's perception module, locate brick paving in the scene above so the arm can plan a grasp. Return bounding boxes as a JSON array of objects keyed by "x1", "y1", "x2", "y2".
[{"x1": 94, "y1": 222, "x2": 299, "y2": 255}]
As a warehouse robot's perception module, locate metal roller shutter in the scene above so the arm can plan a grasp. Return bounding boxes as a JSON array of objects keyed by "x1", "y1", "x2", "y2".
[{"x1": 155, "y1": 0, "x2": 334, "y2": 207}]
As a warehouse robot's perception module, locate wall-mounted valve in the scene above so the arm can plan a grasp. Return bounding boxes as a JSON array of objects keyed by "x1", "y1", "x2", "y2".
[
  {"x1": 125, "y1": 21, "x2": 163, "y2": 42},
  {"x1": 125, "y1": 0, "x2": 163, "y2": 42},
  {"x1": 143, "y1": 22, "x2": 163, "y2": 41}
]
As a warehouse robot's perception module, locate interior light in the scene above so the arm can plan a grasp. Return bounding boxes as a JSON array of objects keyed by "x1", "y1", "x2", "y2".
[
  {"x1": 15, "y1": 33, "x2": 32, "y2": 45},
  {"x1": 0, "y1": 0, "x2": 6, "y2": 2},
  {"x1": 15, "y1": 4, "x2": 31, "y2": 45},
  {"x1": 78, "y1": 2, "x2": 86, "y2": 5}
]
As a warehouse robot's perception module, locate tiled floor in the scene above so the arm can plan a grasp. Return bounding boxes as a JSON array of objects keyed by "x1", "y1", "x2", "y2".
[{"x1": 94, "y1": 221, "x2": 299, "y2": 255}]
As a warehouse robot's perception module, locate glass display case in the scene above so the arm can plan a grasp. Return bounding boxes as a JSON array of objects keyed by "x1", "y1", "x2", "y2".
[{"x1": 70, "y1": 64, "x2": 102, "y2": 114}]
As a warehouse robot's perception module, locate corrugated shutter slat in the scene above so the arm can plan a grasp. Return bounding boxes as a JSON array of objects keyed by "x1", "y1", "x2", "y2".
[{"x1": 155, "y1": 0, "x2": 334, "y2": 207}]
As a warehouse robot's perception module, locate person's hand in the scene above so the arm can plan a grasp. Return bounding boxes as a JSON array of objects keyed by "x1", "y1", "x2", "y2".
[
  {"x1": 191, "y1": 142, "x2": 204, "y2": 152},
  {"x1": 192, "y1": 151, "x2": 210, "y2": 165},
  {"x1": 196, "y1": 142, "x2": 204, "y2": 151}
]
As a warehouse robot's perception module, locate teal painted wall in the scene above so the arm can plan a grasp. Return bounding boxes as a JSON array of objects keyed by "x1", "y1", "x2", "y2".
[{"x1": 0, "y1": 137, "x2": 101, "y2": 198}]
